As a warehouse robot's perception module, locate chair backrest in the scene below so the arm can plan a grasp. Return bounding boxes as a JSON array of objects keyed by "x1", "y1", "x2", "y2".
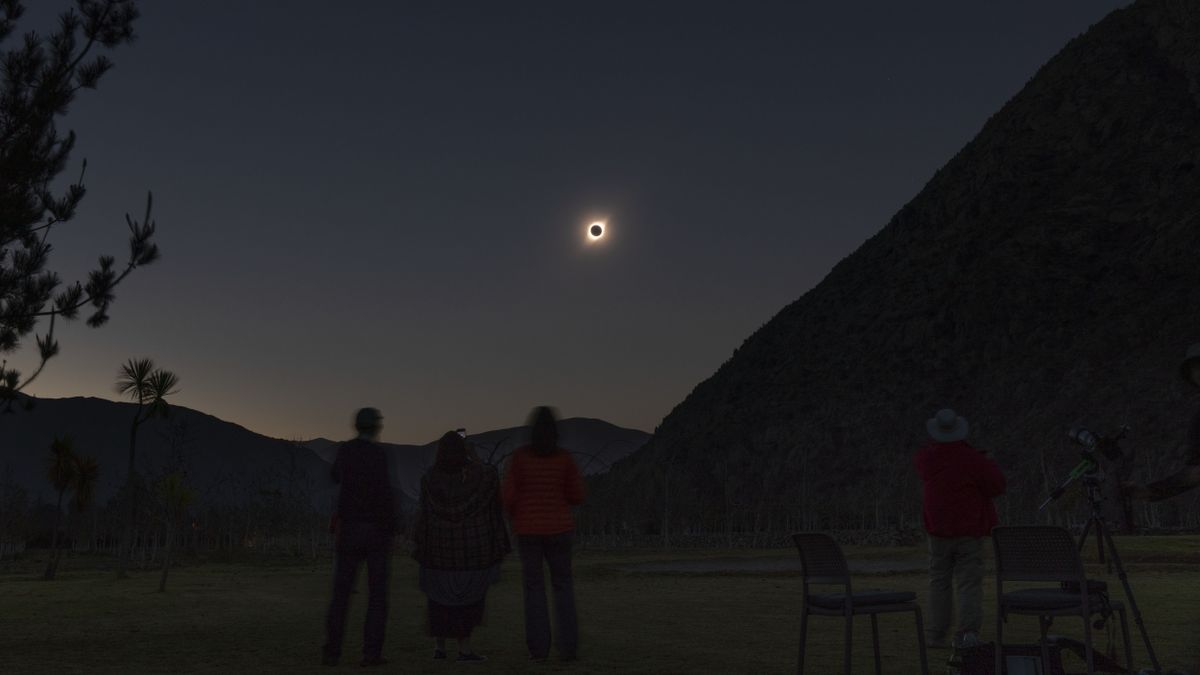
[
  {"x1": 792, "y1": 532, "x2": 850, "y2": 585},
  {"x1": 992, "y1": 526, "x2": 1085, "y2": 583}
]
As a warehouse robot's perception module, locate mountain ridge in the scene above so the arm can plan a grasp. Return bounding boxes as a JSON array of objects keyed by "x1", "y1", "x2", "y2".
[{"x1": 1, "y1": 396, "x2": 649, "y2": 509}]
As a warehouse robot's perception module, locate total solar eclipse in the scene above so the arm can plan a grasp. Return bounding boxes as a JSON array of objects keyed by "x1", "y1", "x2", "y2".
[{"x1": 588, "y1": 222, "x2": 605, "y2": 239}]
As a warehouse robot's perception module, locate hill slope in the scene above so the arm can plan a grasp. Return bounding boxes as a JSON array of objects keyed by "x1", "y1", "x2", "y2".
[{"x1": 590, "y1": 0, "x2": 1200, "y2": 536}]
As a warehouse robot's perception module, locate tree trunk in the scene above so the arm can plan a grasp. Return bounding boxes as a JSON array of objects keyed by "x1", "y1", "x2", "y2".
[
  {"x1": 43, "y1": 489, "x2": 65, "y2": 580},
  {"x1": 118, "y1": 406, "x2": 143, "y2": 578},
  {"x1": 662, "y1": 467, "x2": 671, "y2": 549},
  {"x1": 158, "y1": 523, "x2": 174, "y2": 592}
]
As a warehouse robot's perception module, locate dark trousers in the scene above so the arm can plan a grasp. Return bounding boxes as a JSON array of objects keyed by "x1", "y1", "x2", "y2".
[
  {"x1": 517, "y1": 532, "x2": 578, "y2": 659},
  {"x1": 324, "y1": 522, "x2": 391, "y2": 660}
]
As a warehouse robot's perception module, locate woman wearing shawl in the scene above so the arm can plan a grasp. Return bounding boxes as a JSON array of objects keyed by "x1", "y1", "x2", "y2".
[{"x1": 412, "y1": 431, "x2": 510, "y2": 662}]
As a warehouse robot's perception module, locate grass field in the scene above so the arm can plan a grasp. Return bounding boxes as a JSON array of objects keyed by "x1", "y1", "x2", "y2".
[{"x1": 2, "y1": 537, "x2": 1198, "y2": 674}]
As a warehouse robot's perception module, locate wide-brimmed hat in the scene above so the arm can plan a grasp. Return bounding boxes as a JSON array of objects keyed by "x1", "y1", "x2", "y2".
[
  {"x1": 927, "y1": 408, "x2": 968, "y2": 442},
  {"x1": 1181, "y1": 343, "x2": 1200, "y2": 386}
]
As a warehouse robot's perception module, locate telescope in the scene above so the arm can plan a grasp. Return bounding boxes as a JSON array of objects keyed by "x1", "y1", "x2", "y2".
[{"x1": 1038, "y1": 425, "x2": 1133, "y2": 532}]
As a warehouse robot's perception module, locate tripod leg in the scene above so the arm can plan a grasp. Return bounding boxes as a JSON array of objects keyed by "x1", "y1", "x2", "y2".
[
  {"x1": 1118, "y1": 607, "x2": 1132, "y2": 673},
  {"x1": 1077, "y1": 518, "x2": 1093, "y2": 554},
  {"x1": 1100, "y1": 526, "x2": 1162, "y2": 673}
]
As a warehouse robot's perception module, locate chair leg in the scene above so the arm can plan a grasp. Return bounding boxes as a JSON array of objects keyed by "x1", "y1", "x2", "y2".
[
  {"x1": 1082, "y1": 614, "x2": 1095, "y2": 675},
  {"x1": 914, "y1": 606, "x2": 929, "y2": 675},
  {"x1": 870, "y1": 614, "x2": 881, "y2": 675},
  {"x1": 995, "y1": 609, "x2": 1004, "y2": 675},
  {"x1": 797, "y1": 609, "x2": 808, "y2": 675},
  {"x1": 843, "y1": 613, "x2": 853, "y2": 675},
  {"x1": 1039, "y1": 616, "x2": 1051, "y2": 674},
  {"x1": 1118, "y1": 608, "x2": 1133, "y2": 673}
]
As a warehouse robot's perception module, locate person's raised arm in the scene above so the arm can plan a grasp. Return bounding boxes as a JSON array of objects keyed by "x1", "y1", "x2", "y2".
[
  {"x1": 1128, "y1": 464, "x2": 1200, "y2": 501},
  {"x1": 1125, "y1": 420, "x2": 1200, "y2": 502}
]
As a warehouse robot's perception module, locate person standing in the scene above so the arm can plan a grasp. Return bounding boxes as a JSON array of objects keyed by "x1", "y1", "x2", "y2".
[
  {"x1": 914, "y1": 408, "x2": 1006, "y2": 651},
  {"x1": 502, "y1": 406, "x2": 586, "y2": 662},
  {"x1": 1122, "y1": 343, "x2": 1200, "y2": 501},
  {"x1": 1121, "y1": 344, "x2": 1200, "y2": 675},
  {"x1": 412, "y1": 431, "x2": 510, "y2": 663},
  {"x1": 322, "y1": 408, "x2": 396, "y2": 668}
]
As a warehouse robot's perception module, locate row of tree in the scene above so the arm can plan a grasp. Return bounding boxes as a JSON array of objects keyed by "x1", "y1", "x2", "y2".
[{"x1": 578, "y1": 442, "x2": 1200, "y2": 548}]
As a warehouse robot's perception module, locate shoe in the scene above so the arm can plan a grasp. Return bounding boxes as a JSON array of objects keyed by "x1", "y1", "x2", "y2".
[
  {"x1": 433, "y1": 648, "x2": 446, "y2": 659},
  {"x1": 359, "y1": 656, "x2": 388, "y2": 667},
  {"x1": 953, "y1": 631, "x2": 982, "y2": 649},
  {"x1": 945, "y1": 650, "x2": 964, "y2": 675},
  {"x1": 457, "y1": 652, "x2": 487, "y2": 663},
  {"x1": 925, "y1": 636, "x2": 949, "y2": 649}
]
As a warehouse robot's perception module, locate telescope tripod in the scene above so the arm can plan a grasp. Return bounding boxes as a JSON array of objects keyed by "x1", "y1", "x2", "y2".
[{"x1": 1075, "y1": 477, "x2": 1162, "y2": 675}]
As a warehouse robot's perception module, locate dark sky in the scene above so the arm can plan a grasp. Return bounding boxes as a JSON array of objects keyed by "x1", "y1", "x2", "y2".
[{"x1": 18, "y1": 0, "x2": 1129, "y2": 443}]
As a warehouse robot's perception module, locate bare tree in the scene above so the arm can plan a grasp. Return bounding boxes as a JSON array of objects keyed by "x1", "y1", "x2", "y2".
[
  {"x1": 43, "y1": 436, "x2": 75, "y2": 579},
  {"x1": 156, "y1": 471, "x2": 194, "y2": 592}
]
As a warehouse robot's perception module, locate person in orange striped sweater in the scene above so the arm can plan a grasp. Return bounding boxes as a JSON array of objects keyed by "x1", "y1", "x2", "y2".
[{"x1": 502, "y1": 406, "x2": 586, "y2": 662}]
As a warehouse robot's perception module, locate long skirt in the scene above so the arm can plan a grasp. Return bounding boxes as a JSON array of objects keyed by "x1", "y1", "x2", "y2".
[{"x1": 419, "y1": 564, "x2": 501, "y2": 639}]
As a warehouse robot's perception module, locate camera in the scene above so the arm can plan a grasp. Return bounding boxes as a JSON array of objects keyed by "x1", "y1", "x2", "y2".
[{"x1": 1066, "y1": 427, "x2": 1098, "y2": 451}]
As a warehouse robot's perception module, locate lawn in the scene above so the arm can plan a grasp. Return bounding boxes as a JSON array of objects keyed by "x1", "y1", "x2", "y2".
[{"x1": 1, "y1": 537, "x2": 1197, "y2": 674}]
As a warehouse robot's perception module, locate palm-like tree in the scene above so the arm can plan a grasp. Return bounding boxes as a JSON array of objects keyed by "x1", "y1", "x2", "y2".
[
  {"x1": 44, "y1": 436, "x2": 77, "y2": 580},
  {"x1": 70, "y1": 455, "x2": 100, "y2": 552},
  {"x1": 115, "y1": 358, "x2": 181, "y2": 578}
]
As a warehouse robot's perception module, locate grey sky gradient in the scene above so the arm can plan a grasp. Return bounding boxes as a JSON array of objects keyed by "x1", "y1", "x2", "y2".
[{"x1": 15, "y1": 0, "x2": 1130, "y2": 443}]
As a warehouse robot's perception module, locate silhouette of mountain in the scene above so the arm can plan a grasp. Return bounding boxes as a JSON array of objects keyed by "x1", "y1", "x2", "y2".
[
  {"x1": 590, "y1": 0, "x2": 1200, "y2": 534},
  {"x1": 0, "y1": 397, "x2": 648, "y2": 511},
  {"x1": 302, "y1": 417, "x2": 649, "y2": 500},
  {"x1": 1, "y1": 396, "x2": 337, "y2": 511}
]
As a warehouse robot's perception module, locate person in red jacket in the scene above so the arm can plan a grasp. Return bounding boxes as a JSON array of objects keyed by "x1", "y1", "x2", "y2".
[
  {"x1": 914, "y1": 408, "x2": 1006, "y2": 651},
  {"x1": 502, "y1": 406, "x2": 586, "y2": 662}
]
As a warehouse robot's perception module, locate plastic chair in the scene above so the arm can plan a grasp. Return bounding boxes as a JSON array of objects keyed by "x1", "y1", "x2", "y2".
[
  {"x1": 991, "y1": 526, "x2": 1133, "y2": 675},
  {"x1": 792, "y1": 532, "x2": 929, "y2": 675}
]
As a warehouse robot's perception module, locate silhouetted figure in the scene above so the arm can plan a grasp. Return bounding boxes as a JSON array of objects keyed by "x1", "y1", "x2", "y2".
[
  {"x1": 914, "y1": 408, "x2": 1006, "y2": 652},
  {"x1": 502, "y1": 406, "x2": 586, "y2": 662},
  {"x1": 412, "y1": 431, "x2": 510, "y2": 663},
  {"x1": 322, "y1": 408, "x2": 395, "y2": 668},
  {"x1": 1123, "y1": 343, "x2": 1200, "y2": 501}
]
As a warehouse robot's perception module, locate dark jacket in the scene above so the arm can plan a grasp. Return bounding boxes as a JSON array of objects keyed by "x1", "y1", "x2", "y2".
[
  {"x1": 412, "y1": 463, "x2": 510, "y2": 570},
  {"x1": 502, "y1": 445, "x2": 586, "y2": 535},
  {"x1": 332, "y1": 438, "x2": 396, "y2": 532},
  {"x1": 914, "y1": 440, "x2": 1006, "y2": 538}
]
